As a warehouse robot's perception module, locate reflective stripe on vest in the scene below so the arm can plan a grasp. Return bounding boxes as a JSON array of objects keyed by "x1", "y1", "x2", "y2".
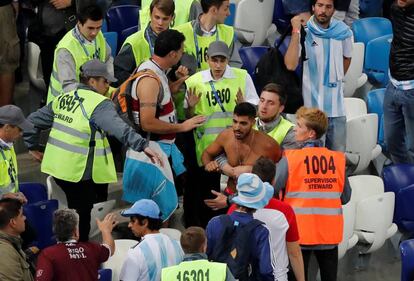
[
  {"x1": 0, "y1": 147, "x2": 18, "y2": 194},
  {"x1": 161, "y1": 260, "x2": 227, "y2": 281},
  {"x1": 284, "y1": 147, "x2": 345, "y2": 245},
  {"x1": 139, "y1": 0, "x2": 194, "y2": 29},
  {"x1": 185, "y1": 68, "x2": 247, "y2": 165},
  {"x1": 175, "y1": 22, "x2": 234, "y2": 71},
  {"x1": 47, "y1": 30, "x2": 107, "y2": 104},
  {"x1": 254, "y1": 116, "x2": 294, "y2": 145},
  {"x1": 122, "y1": 29, "x2": 152, "y2": 67},
  {"x1": 42, "y1": 89, "x2": 117, "y2": 183}
]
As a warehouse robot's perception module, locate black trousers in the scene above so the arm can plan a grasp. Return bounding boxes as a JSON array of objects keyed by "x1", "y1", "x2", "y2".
[
  {"x1": 302, "y1": 247, "x2": 338, "y2": 281},
  {"x1": 54, "y1": 178, "x2": 108, "y2": 242}
]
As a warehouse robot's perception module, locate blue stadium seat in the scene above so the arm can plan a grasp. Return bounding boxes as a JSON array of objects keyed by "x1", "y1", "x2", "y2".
[
  {"x1": 366, "y1": 88, "x2": 386, "y2": 150},
  {"x1": 395, "y1": 184, "x2": 414, "y2": 233},
  {"x1": 272, "y1": 0, "x2": 290, "y2": 33},
  {"x1": 98, "y1": 268, "x2": 112, "y2": 281},
  {"x1": 364, "y1": 34, "x2": 392, "y2": 87},
  {"x1": 19, "y1": 182, "x2": 48, "y2": 205},
  {"x1": 106, "y1": 5, "x2": 140, "y2": 36},
  {"x1": 382, "y1": 164, "x2": 414, "y2": 194},
  {"x1": 238, "y1": 46, "x2": 270, "y2": 76},
  {"x1": 352, "y1": 17, "x2": 392, "y2": 48},
  {"x1": 400, "y1": 239, "x2": 414, "y2": 281},
  {"x1": 102, "y1": 19, "x2": 108, "y2": 33},
  {"x1": 103, "y1": 32, "x2": 118, "y2": 56},
  {"x1": 24, "y1": 199, "x2": 58, "y2": 249},
  {"x1": 119, "y1": 25, "x2": 138, "y2": 48},
  {"x1": 360, "y1": 0, "x2": 385, "y2": 18},
  {"x1": 224, "y1": 2, "x2": 236, "y2": 26}
]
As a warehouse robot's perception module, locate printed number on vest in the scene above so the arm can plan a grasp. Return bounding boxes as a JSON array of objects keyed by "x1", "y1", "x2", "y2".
[
  {"x1": 206, "y1": 88, "x2": 231, "y2": 106},
  {"x1": 177, "y1": 269, "x2": 210, "y2": 281},
  {"x1": 197, "y1": 47, "x2": 209, "y2": 65},
  {"x1": 57, "y1": 94, "x2": 85, "y2": 114},
  {"x1": 304, "y1": 155, "x2": 336, "y2": 174}
]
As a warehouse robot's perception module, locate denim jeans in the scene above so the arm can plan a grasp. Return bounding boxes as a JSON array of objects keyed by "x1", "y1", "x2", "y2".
[
  {"x1": 324, "y1": 116, "x2": 347, "y2": 152},
  {"x1": 383, "y1": 83, "x2": 414, "y2": 164},
  {"x1": 282, "y1": 0, "x2": 310, "y2": 15}
]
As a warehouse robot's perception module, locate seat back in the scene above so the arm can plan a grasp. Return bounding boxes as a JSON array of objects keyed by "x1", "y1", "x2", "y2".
[
  {"x1": 338, "y1": 201, "x2": 357, "y2": 259},
  {"x1": 119, "y1": 25, "x2": 138, "y2": 48},
  {"x1": 352, "y1": 17, "x2": 392, "y2": 47},
  {"x1": 27, "y1": 42, "x2": 46, "y2": 92},
  {"x1": 103, "y1": 239, "x2": 138, "y2": 281},
  {"x1": 343, "y1": 42, "x2": 367, "y2": 97},
  {"x1": 344, "y1": 97, "x2": 367, "y2": 120},
  {"x1": 365, "y1": 34, "x2": 393, "y2": 87},
  {"x1": 98, "y1": 268, "x2": 112, "y2": 281},
  {"x1": 89, "y1": 200, "x2": 116, "y2": 238},
  {"x1": 160, "y1": 228, "x2": 182, "y2": 241},
  {"x1": 19, "y1": 182, "x2": 48, "y2": 205},
  {"x1": 366, "y1": 88, "x2": 386, "y2": 149},
  {"x1": 382, "y1": 164, "x2": 414, "y2": 193},
  {"x1": 238, "y1": 46, "x2": 270, "y2": 76},
  {"x1": 106, "y1": 5, "x2": 140, "y2": 35},
  {"x1": 103, "y1": 32, "x2": 118, "y2": 56},
  {"x1": 224, "y1": 2, "x2": 236, "y2": 26},
  {"x1": 400, "y1": 239, "x2": 414, "y2": 281},
  {"x1": 234, "y1": 0, "x2": 275, "y2": 45},
  {"x1": 349, "y1": 175, "x2": 384, "y2": 203},
  {"x1": 24, "y1": 199, "x2": 58, "y2": 249},
  {"x1": 396, "y1": 184, "x2": 414, "y2": 232},
  {"x1": 46, "y1": 176, "x2": 68, "y2": 209},
  {"x1": 346, "y1": 114, "x2": 379, "y2": 173}
]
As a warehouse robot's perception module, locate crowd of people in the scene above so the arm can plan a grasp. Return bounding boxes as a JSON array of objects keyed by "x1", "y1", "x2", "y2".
[{"x1": 0, "y1": 0, "x2": 412, "y2": 280}]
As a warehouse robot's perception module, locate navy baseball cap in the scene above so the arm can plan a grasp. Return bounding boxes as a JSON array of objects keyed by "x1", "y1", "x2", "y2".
[{"x1": 121, "y1": 199, "x2": 161, "y2": 219}]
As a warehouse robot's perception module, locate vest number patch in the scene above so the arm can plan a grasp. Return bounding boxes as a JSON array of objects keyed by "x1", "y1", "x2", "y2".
[
  {"x1": 197, "y1": 47, "x2": 209, "y2": 64},
  {"x1": 176, "y1": 269, "x2": 210, "y2": 281},
  {"x1": 206, "y1": 88, "x2": 231, "y2": 107},
  {"x1": 303, "y1": 155, "x2": 336, "y2": 175},
  {"x1": 57, "y1": 94, "x2": 85, "y2": 114}
]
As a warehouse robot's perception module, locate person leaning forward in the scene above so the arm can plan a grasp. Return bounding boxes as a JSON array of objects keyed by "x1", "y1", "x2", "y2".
[{"x1": 23, "y1": 59, "x2": 161, "y2": 242}]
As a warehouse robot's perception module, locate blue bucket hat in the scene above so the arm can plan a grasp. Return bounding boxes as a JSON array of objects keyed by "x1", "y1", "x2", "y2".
[
  {"x1": 121, "y1": 199, "x2": 161, "y2": 219},
  {"x1": 232, "y1": 173, "x2": 273, "y2": 209}
]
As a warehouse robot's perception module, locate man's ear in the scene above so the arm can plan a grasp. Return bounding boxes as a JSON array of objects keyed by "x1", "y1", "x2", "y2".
[{"x1": 279, "y1": 105, "x2": 285, "y2": 115}]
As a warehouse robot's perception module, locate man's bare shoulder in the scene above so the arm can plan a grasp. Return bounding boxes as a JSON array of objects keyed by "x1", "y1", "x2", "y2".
[{"x1": 217, "y1": 128, "x2": 234, "y2": 141}]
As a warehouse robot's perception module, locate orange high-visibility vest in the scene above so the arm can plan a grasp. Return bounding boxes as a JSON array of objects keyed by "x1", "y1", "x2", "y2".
[{"x1": 284, "y1": 147, "x2": 345, "y2": 245}]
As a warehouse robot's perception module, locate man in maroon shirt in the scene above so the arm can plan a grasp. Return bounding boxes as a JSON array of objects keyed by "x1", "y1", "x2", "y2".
[{"x1": 35, "y1": 209, "x2": 117, "y2": 281}]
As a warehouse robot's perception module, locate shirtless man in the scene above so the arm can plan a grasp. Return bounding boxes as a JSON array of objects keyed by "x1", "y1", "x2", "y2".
[{"x1": 202, "y1": 102, "x2": 281, "y2": 193}]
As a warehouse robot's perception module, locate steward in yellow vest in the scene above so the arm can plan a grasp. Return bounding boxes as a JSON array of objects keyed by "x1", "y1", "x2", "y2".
[
  {"x1": 114, "y1": 0, "x2": 175, "y2": 85},
  {"x1": 162, "y1": 226, "x2": 234, "y2": 281},
  {"x1": 185, "y1": 41, "x2": 258, "y2": 165},
  {"x1": 139, "y1": 0, "x2": 201, "y2": 30},
  {"x1": 0, "y1": 105, "x2": 34, "y2": 197},
  {"x1": 47, "y1": 5, "x2": 112, "y2": 104},
  {"x1": 273, "y1": 107, "x2": 351, "y2": 281},
  {"x1": 24, "y1": 59, "x2": 161, "y2": 241}
]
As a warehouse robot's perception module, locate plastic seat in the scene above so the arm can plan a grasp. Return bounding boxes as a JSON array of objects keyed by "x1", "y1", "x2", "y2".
[
  {"x1": 354, "y1": 192, "x2": 397, "y2": 253},
  {"x1": 238, "y1": 46, "x2": 270, "y2": 76},
  {"x1": 102, "y1": 239, "x2": 138, "y2": 281},
  {"x1": 106, "y1": 5, "x2": 140, "y2": 36},
  {"x1": 46, "y1": 175, "x2": 68, "y2": 209},
  {"x1": 360, "y1": 0, "x2": 385, "y2": 18},
  {"x1": 400, "y1": 239, "x2": 414, "y2": 281},
  {"x1": 103, "y1": 32, "x2": 118, "y2": 56},
  {"x1": 344, "y1": 97, "x2": 367, "y2": 120},
  {"x1": 346, "y1": 114, "x2": 382, "y2": 174},
  {"x1": 24, "y1": 199, "x2": 58, "y2": 249},
  {"x1": 119, "y1": 25, "x2": 138, "y2": 48},
  {"x1": 338, "y1": 201, "x2": 358, "y2": 259},
  {"x1": 382, "y1": 164, "x2": 414, "y2": 194},
  {"x1": 98, "y1": 268, "x2": 112, "y2": 281},
  {"x1": 102, "y1": 19, "x2": 108, "y2": 33},
  {"x1": 365, "y1": 34, "x2": 393, "y2": 87},
  {"x1": 19, "y1": 182, "x2": 48, "y2": 205},
  {"x1": 160, "y1": 228, "x2": 182, "y2": 241},
  {"x1": 234, "y1": 0, "x2": 276, "y2": 46},
  {"x1": 343, "y1": 42, "x2": 368, "y2": 97},
  {"x1": 89, "y1": 200, "x2": 116, "y2": 238},
  {"x1": 27, "y1": 42, "x2": 46, "y2": 92},
  {"x1": 394, "y1": 184, "x2": 414, "y2": 233},
  {"x1": 366, "y1": 88, "x2": 386, "y2": 150},
  {"x1": 224, "y1": 2, "x2": 236, "y2": 26},
  {"x1": 352, "y1": 18, "x2": 392, "y2": 48},
  {"x1": 349, "y1": 175, "x2": 385, "y2": 203}
]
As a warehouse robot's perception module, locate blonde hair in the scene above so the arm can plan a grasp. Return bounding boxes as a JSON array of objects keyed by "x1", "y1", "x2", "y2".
[{"x1": 296, "y1": 106, "x2": 328, "y2": 139}]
